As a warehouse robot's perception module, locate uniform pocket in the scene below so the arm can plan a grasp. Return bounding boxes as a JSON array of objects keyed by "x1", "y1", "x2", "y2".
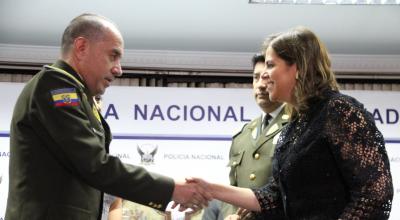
[{"x1": 227, "y1": 151, "x2": 244, "y2": 167}]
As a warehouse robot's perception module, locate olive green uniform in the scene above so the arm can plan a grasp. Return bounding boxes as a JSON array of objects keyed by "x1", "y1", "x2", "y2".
[
  {"x1": 221, "y1": 108, "x2": 288, "y2": 218},
  {"x1": 6, "y1": 60, "x2": 174, "y2": 220}
]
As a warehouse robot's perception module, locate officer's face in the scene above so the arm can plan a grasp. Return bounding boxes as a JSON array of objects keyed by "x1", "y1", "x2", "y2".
[
  {"x1": 253, "y1": 62, "x2": 279, "y2": 113},
  {"x1": 82, "y1": 28, "x2": 124, "y2": 96}
]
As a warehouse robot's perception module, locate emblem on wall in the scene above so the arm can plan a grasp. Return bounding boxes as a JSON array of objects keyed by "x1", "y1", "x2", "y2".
[{"x1": 137, "y1": 144, "x2": 158, "y2": 165}]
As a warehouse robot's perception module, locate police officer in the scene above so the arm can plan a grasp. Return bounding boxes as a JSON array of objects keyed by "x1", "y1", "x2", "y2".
[
  {"x1": 202, "y1": 53, "x2": 288, "y2": 220},
  {"x1": 6, "y1": 13, "x2": 209, "y2": 220}
]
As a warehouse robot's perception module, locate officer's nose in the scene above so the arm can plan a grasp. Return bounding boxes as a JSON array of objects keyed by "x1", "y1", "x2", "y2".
[{"x1": 112, "y1": 62, "x2": 123, "y2": 77}]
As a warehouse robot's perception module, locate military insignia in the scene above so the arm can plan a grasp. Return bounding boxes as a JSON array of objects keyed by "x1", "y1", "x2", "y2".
[
  {"x1": 51, "y1": 88, "x2": 79, "y2": 107},
  {"x1": 266, "y1": 123, "x2": 279, "y2": 136},
  {"x1": 282, "y1": 114, "x2": 289, "y2": 120}
]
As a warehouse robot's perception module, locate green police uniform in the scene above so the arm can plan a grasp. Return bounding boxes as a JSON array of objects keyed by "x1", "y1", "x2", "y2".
[
  {"x1": 221, "y1": 107, "x2": 288, "y2": 218},
  {"x1": 6, "y1": 60, "x2": 174, "y2": 220}
]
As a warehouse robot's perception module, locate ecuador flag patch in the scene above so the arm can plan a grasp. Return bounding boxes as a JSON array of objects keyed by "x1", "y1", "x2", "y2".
[{"x1": 51, "y1": 88, "x2": 80, "y2": 107}]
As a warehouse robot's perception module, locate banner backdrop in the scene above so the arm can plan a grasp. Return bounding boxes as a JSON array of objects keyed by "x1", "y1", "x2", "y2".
[{"x1": 0, "y1": 82, "x2": 399, "y2": 219}]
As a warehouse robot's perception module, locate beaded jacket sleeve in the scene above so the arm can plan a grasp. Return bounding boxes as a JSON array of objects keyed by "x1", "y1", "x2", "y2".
[{"x1": 252, "y1": 91, "x2": 393, "y2": 219}]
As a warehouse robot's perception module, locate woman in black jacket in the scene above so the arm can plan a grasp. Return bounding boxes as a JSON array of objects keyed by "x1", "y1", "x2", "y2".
[{"x1": 192, "y1": 26, "x2": 393, "y2": 220}]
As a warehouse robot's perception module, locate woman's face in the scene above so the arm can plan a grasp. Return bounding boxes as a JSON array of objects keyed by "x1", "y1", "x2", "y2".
[{"x1": 264, "y1": 46, "x2": 297, "y2": 104}]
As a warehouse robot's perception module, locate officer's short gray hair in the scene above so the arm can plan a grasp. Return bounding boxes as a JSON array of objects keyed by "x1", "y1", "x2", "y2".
[{"x1": 61, "y1": 13, "x2": 115, "y2": 57}]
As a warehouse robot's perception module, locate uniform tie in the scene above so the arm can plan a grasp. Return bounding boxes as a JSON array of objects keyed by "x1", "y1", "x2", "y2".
[{"x1": 262, "y1": 114, "x2": 272, "y2": 131}]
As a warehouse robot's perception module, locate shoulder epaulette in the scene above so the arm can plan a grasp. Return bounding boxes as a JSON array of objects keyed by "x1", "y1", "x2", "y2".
[{"x1": 45, "y1": 65, "x2": 85, "y2": 89}]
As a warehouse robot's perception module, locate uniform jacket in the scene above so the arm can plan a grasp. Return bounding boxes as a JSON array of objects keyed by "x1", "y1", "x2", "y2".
[
  {"x1": 220, "y1": 107, "x2": 288, "y2": 218},
  {"x1": 6, "y1": 60, "x2": 174, "y2": 220}
]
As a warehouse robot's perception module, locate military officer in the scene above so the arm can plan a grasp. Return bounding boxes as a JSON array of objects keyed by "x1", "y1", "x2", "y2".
[
  {"x1": 224, "y1": 53, "x2": 288, "y2": 218},
  {"x1": 202, "y1": 54, "x2": 288, "y2": 220},
  {"x1": 6, "y1": 13, "x2": 209, "y2": 220}
]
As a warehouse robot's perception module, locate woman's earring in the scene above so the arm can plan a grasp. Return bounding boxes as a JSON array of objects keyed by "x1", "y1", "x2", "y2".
[{"x1": 295, "y1": 72, "x2": 299, "y2": 80}]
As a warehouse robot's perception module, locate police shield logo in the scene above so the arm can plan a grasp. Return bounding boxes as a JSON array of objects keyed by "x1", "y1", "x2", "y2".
[{"x1": 137, "y1": 144, "x2": 158, "y2": 165}]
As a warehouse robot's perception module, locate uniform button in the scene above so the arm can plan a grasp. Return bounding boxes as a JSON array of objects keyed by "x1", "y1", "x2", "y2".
[
  {"x1": 254, "y1": 153, "x2": 260, "y2": 160},
  {"x1": 249, "y1": 173, "x2": 256, "y2": 181},
  {"x1": 232, "y1": 161, "x2": 237, "y2": 166}
]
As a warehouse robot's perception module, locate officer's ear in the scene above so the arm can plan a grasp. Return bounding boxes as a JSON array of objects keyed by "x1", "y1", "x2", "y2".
[{"x1": 73, "y1": 36, "x2": 90, "y2": 61}]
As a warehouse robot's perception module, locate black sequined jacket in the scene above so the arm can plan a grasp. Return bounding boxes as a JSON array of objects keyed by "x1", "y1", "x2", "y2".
[{"x1": 252, "y1": 90, "x2": 393, "y2": 220}]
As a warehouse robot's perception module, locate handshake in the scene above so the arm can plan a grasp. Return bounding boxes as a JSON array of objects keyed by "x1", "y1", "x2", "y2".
[
  {"x1": 169, "y1": 177, "x2": 256, "y2": 219},
  {"x1": 171, "y1": 177, "x2": 213, "y2": 213}
]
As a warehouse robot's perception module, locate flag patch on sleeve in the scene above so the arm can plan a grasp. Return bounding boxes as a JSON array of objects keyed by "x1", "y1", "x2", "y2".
[{"x1": 51, "y1": 88, "x2": 80, "y2": 107}]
